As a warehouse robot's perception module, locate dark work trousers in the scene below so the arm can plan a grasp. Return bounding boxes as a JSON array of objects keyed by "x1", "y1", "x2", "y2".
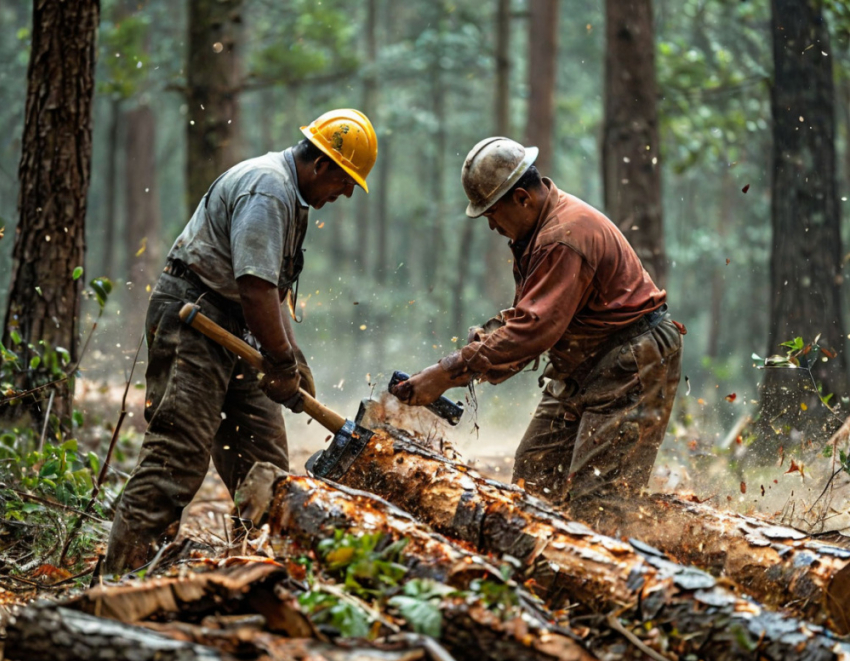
[
  {"x1": 512, "y1": 320, "x2": 682, "y2": 520},
  {"x1": 104, "y1": 272, "x2": 289, "y2": 574}
]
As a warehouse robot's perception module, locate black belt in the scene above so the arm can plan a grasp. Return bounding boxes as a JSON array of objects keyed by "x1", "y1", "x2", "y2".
[
  {"x1": 556, "y1": 304, "x2": 669, "y2": 386},
  {"x1": 162, "y1": 259, "x2": 243, "y2": 316}
]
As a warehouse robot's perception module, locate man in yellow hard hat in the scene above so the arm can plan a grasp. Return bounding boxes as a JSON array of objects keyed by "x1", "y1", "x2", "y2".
[
  {"x1": 392, "y1": 137, "x2": 683, "y2": 520},
  {"x1": 105, "y1": 109, "x2": 378, "y2": 574}
]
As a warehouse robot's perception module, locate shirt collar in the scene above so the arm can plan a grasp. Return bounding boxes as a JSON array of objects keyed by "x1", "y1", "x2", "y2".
[{"x1": 283, "y1": 148, "x2": 309, "y2": 209}]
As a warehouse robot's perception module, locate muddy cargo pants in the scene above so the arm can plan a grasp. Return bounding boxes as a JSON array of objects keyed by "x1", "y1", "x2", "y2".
[
  {"x1": 512, "y1": 319, "x2": 682, "y2": 519},
  {"x1": 104, "y1": 272, "x2": 289, "y2": 574}
]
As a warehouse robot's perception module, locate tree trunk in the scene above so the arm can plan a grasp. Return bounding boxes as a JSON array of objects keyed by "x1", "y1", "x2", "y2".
[
  {"x1": 321, "y1": 418, "x2": 850, "y2": 657},
  {"x1": 271, "y1": 475, "x2": 594, "y2": 661},
  {"x1": 524, "y1": 0, "x2": 558, "y2": 175},
  {"x1": 495, "y1": 0, "x2": 511, "y2": 139},
  {"x1": 186, "y1": 0, "x2": 243, "y2": 207},
  {"x1": 760, "y1": 0, "x2": 849, "y2": 427},
  {"x1": 355, "y1": 0, "x2": 378, "y2": 277},
  {"x1": 101, "y1": 97, "x2": 121, "y2": 281},
  {"x1": 591, "y1": 492, "x2": 850, "y2": 633},
  {"x1": 483, "y1": 0, "x2": 515, "y2": 307},
  {"x1": 2, "y1": 0, "x2": 100, "y2": 425},
  {"x1": 707, "y1": 172, "x2": 731, "y2": 359},
  {"x1": 124, "y1": 105, "x2": 162, "y2": 334},
  {"x1": 602, "y1": 0, "x2": 666, "y2": 287},
  {"x1": 4, "y1": 605, "x2": 226, "y2": 661},
  {"x1": 375, "y1": 137, "x2": 390, "y2": 284}
]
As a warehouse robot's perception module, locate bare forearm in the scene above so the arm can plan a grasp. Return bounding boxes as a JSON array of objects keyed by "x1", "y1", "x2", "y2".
[{"x1": 237, "y1": 275, "x2": 294, "y2": 364}]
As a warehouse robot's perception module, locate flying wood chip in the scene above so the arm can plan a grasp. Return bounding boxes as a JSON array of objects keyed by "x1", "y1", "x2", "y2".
[
  {"x1": 822, "y1": 347, "x2": 837, "y2": 359},
  {"x1": 740, "y1": 481, "x2": 747, "y2": 494},
  {"x1": 742, "y1": 184, "x2": 750, "y2": 193},
  {"x1": 785, "y1": 459, "x2": 805, "y2": 477},
  {"x1": 725, "y1": 393, "x2": 737, "y2": 402}
]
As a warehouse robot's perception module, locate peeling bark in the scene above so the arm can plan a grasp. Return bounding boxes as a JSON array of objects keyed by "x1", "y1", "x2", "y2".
[
  {"x1": 591, "y1": 492, "x2": 850, "y2": 633},
  {"x1": 269, "y1": 475, "x2": 595, "y2": 661},
  {"x1": 4, "y1": 604, "x2": 226, "y2": 661},
  {"x1": 331, "y1": 426, "x2": 850, "y2": 658}
]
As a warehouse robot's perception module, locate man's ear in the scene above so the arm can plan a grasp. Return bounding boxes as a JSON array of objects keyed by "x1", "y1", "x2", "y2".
[
  {"x1": 313, "y1": 156, "x2": 331, "y2": 176},
  {"x1": 512, "y1": 188, "x2": 532, "y2": 209}
]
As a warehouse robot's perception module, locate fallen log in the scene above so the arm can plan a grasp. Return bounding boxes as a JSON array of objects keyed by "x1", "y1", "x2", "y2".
[
  {"x1": 4, "y1": 603, "x2": 431, "y2": 661},
  {"x1": 67, "y1": 559, "x2": 315, "y2": 638},
  {"x1": 3, "y1": 603, "x2": 227, "y2": 661},
  {"x1": 320, "y1": 423, "x2": 850, "y2": 659},
  {"x1": 142, "y1": 618, "x2": 437, "y2": 661},
  {"x1": 589, "y1": 492, "x2": 850, "y2": 632},
  {"x1": 268, "y1": 473, "x2": 595, "y2": 661},
  {"x1": 355, "y1": 403, "x2": 850, "y2": 631}
]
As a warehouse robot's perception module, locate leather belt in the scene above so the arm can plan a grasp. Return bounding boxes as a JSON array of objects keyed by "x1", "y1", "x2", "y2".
[{"x1": 162, "y1": 259, "x2": 243, "y2": 316}]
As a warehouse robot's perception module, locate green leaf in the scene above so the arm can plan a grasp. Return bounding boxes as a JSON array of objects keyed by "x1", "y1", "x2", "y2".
[
  {"x1": 10, "y1": 331, "x2": 21, "y2": 345},
  {"x1": 29, "y1": 356, "x2": 40, "y2": 370},
  {"x1": 72, "y1": 266, "x2": 84, "y2": 281},
  {"x1": 823, "y1": 445, "x2": 834, "y2": 458},
  {"x1": 89, "y1": 277, "x2": 114, "y2": 309},
  {"x1": 60, "y1": 439, "x2": 78, "y2": 452},
  {"x1": 39, "y1": 459, "x2": 60, "y2": 479},
  {"x1": 389, "y1": 595, "x2": 443, "y2": 637},
  {"x1": 34, "y1": 286, "x2": 42, "y2": 297},
  {"x1": 73, "y1": 410, "x2": 84, "y2": 427},
  {"x1": 87, "y1": 451, "x2": 100, "y2": 475}
]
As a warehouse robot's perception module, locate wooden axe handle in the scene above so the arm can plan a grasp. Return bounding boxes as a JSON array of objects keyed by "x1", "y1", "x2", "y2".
[{"x1": 178, "y1": 303, "x2": 346, "y2": 434}]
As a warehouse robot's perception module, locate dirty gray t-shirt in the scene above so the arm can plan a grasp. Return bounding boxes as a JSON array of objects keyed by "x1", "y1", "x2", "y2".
[{"x1": 168, "y1": 148, "x2": 309, "y2": 302}]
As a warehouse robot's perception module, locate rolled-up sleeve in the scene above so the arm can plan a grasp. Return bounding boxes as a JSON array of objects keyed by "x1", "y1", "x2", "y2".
[{"x1": 457, "y1": 244, "x2": 594, "y2": 383}]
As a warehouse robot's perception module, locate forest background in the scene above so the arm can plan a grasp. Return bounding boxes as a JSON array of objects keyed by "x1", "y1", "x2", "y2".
[{"x1": 2, "y1": 0, "x2": 850, "y2": 524}]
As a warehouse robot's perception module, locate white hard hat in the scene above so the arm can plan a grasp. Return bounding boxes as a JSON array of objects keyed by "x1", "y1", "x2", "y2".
[{"x1": 461, "y1": 137, "x2": 539, "y2": 218}]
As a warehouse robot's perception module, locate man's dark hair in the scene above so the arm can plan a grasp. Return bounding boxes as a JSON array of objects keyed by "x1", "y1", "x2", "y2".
[
  {"x1": 295, "y1": 138, "x2": 343, "y2": 173},
  {"x1": 507, "y1": 164, "x2": 543, "y2": 196}
]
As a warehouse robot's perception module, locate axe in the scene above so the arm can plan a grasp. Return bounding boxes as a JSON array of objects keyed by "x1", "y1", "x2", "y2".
[{"x1": 178, "y1": 303, "x2": 373, "y2": 479}]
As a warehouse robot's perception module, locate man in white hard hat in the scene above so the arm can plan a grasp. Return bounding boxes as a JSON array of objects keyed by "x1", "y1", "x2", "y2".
[
  {"x1": 105, "y1": 109, "x2": 378, "y2": 574},
  {"x1": 392, "y1": 137, "x2": 684, "y2": 518}
]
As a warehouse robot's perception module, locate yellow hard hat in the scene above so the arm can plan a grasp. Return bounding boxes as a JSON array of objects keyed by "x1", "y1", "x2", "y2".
[{"x1": 300, "y1": 109, "x2": 378, "y2": 193}]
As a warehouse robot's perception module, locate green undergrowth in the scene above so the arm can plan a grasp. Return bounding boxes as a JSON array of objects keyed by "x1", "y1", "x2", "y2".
[{"x1": 296, "y1": 528, "x2": 520, "y2": 639}]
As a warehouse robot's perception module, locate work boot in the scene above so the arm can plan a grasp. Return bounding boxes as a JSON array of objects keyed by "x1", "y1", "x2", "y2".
[{"x1": 103, "y1": 510, "x2": 158, "y2": 576}]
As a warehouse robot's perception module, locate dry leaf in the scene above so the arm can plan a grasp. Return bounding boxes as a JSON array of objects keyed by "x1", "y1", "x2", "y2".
[
  {"x1": 725, "y1": 393, "x2": 737, "y2": 403},
  {"x1": 740, "y1": 481, "x2": 747, "y2": 494},
  {"x1": 742, "y1": 184, "x2": 750, "y2": 193}
]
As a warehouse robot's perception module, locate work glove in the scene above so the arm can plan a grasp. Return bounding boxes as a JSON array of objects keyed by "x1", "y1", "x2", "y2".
[
  {"x1": 259, "y1": 359, "x2": 303, "y2": 411},
  {"x1": 293, "y1": 346, "x2": 316, "y2": 398}
]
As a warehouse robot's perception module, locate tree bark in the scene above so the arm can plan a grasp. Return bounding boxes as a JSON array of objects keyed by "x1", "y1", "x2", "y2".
[
  {"x1": 355, "y1": 0, "x2": 378, "y2": 277},
  {"x1": 2, "y1": 0, "x2": 100, "y2": 424},
  {"x1": 524, "y1": 0, "x2": 558, "y2": 175},
  {"x1": 760, "y1": 0, "x2": 849, "y2": 426},
  {"x1": 592, "y1": 492, "x2": 850, "y2": 633},
  {"x1": 4, "y1": 604, "x2": 226, "y2": 661},
  {"x1": 186, "y1": 0, "x2": 243, "y2": 207},
  {"x1": 375, "y1": 135, "x2": 390, "y2": 284},
  {"x1": 124, "y1": 105, "x2": 162, "y2": 333},
  {"x1": 483, "y1": 0, "x2": 516, "y2": 307},
  {"x1": 101, "y1": 97, "x2": 121, "y2": 281},
  {"x1": 271, "y1": 475, "x2": 595, "y2": 661},
  {"x1": 326, "y1": 420, "x2": 850, "y2": 657},
  {"x1": 707, "y1": 172, "x2": 731, "y2": 359},
  {"x1": 602, "y1": 0, "x2": 666, "y2": 287}
]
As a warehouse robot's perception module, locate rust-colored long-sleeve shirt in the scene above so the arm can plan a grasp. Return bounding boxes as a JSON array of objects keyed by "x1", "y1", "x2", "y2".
[{"x1": 455, "y1": 179, "x2": 666, "y2": 383}]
